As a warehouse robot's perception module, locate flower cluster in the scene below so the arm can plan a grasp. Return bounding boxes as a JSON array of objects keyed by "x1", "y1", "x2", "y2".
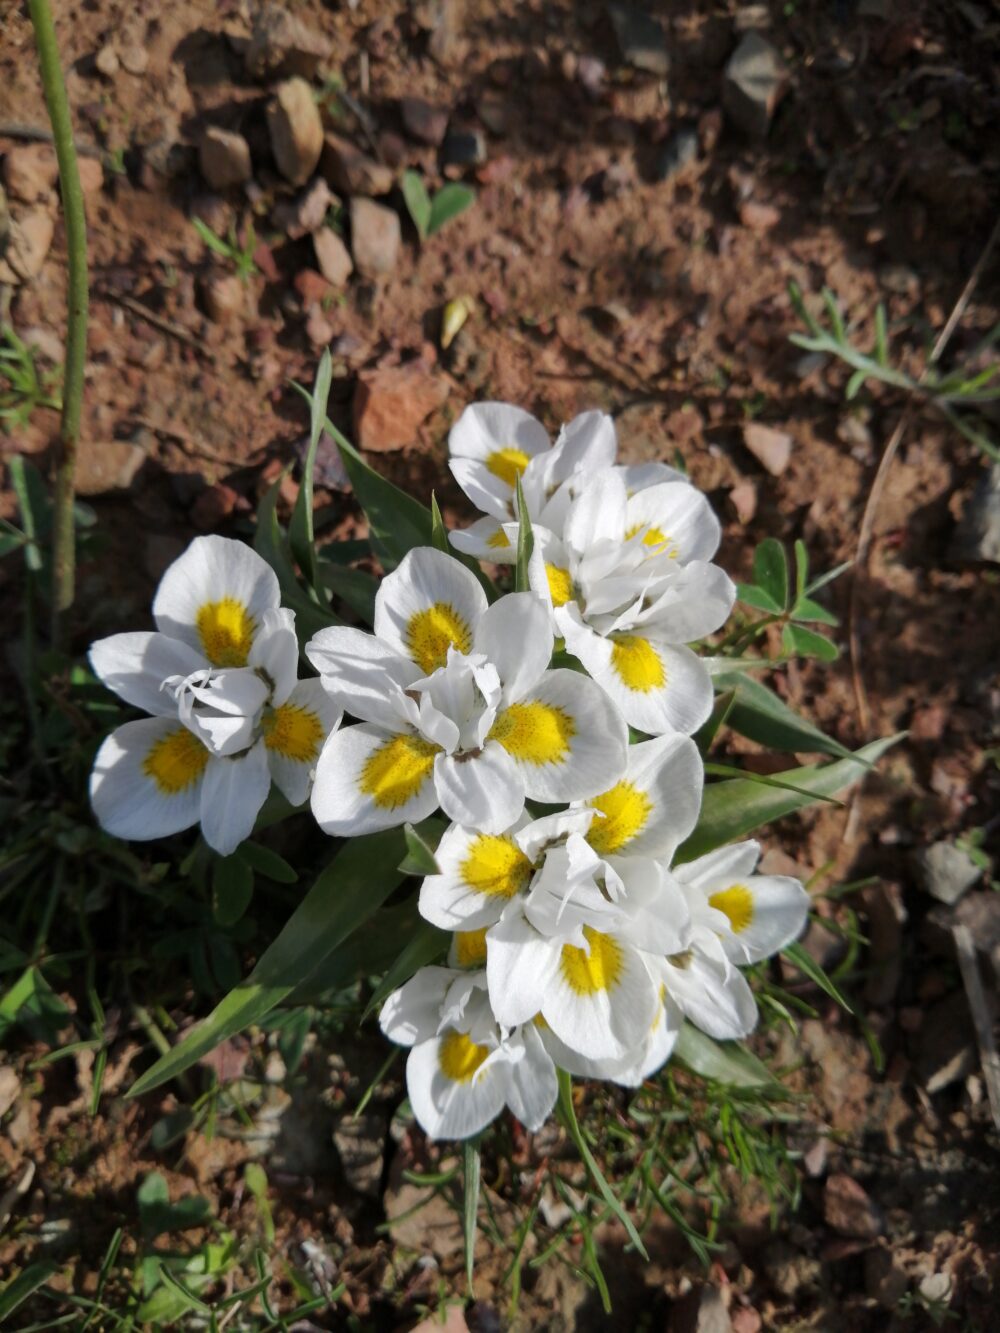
[{"x1": 89, "y1": 401, "x2": 812, "y2": 1144}]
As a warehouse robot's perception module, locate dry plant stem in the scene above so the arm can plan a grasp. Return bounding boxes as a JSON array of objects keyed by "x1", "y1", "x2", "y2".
[
  {"x1": 952, "y1": 924, "x2": 1000, "y2": 1131},
  {"x1": 28, "y1": 0, "x2": 89, "y2": 642}
]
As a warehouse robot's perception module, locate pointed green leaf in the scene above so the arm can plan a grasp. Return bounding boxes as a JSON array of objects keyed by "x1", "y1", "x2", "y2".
[
  {"x1": 361, "y1": 919, "x2": 449, "y2": 1020},
  {"x1": 845, "y1": 368, "x2": 867, "y2": 400},
  {"x1": 238, "y1": 841, "x2": 298, "y2": 884},
  {"x1": 212, "y1": 855, "x2": 254, "y2": 927},
  {"x1": 515, "y1": 476, "x2": 533, "y2": 593},
  {"x1": 751, "y1": 539, "x2": 788, "y2": 612},
  {"x1": 0, "y1": 1263, "x2": 58, "y2": 1322},
  {"x1": 782, "y1": 622, "x2": 839, "y2": 662},
  {"x1": 463, "y1": 1140, "x2": 481, "y2": 1292},
  {"x1": 401, "y1": 169, "x2": 431, "y2": 240},
  {"x1": 710, "y1": 670, "x2": 852, "y2": 759},
  {"x1": 793, "y1": 539, "x2": 809, "y2": 601},
  {"x1": 318, "y1": 560, "x2": 378, "y2": 624},
  {"x1": 736, "y1": 582, "x2": 783, "y2": 614},
  {"x1": 401, "y1": 817, "x2": 445, "y2": 876},
  {"x1": 254, "y1": 475, "x2": 339, "y2": 644},
  {"x1": 430, "y1": 492, "x2": 450, "y2": 553},
  {"x1": 873, "y1": 303, "x2": 888, "y2": 366},
  {"x1": 791, "y1": 595, "x2": 838, "y2": 626},
  {"x1": 428, "y1": 183, "x2": 476, "y2": 237},
  {"x1": 674, "y1": 1023, "x2": 782, "y2": 1090},
  {"x1": 677, "y1": 734, "x2": 901, "y2": 863},
  {"x1": 289, "y1": 352, "x2": 332, "y2": 591}
]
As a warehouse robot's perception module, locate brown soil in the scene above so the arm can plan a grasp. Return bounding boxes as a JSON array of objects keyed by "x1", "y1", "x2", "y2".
[{"x1": 2, "y1": 1, "x2": 999, "y2": 1329}]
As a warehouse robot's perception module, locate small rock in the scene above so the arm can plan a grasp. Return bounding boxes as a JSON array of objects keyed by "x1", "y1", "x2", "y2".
[
  {"x1": 729, "y1": 479, "x2": 758, "y2": 524},
  {"x1": 75, "y1": 441, "x2": 146, "y2": 496},
  {"x1": 313, "y1": 227, "x2": 353, "y2": 286},
  {"x1": 723, "y1": 32, "x2": 789, "y2": 138},
  {"x1": 442, "y1": 128, "x2": 486, "y2": 167},
  {"x1": 951, "y1": 462, "x2": 1000, "y2": 563},
  {"x1": 914, "y1": 841, "x2": 981, "y2": 905},
  {"x1": 199, "y1": 127, "x2": 253, "y2": 191},
  {"x1": 268, "y1": 77, "x2": 324, "y2": 186},
  {"x1": 352, "y1": 362, "x2": 448, "y2": 452},
  {"x1": 305, "y1": 306, "x2": 334, "y2": 347},
  {"x1": 730, "y1": 1311, "x2": 762, "y2": 1333},
  {"x1": 739, "y1": 199, "x2": 781, "y2": 230},
  {"x1": 320, "y1": 133, "x2": 393, "y2": 197},
  {"x1": 377, "y1": 130, "x2": 408, "y2": 168},
  {"x1": 349, "y1": 197, "x2": 401, "y2": 279},
  {"x1": 191, "y1": 483, "x2": 240, "y2": 531},
  {"x1": 294, "y1": 268, "x2": 332, "y2": 308},
  {"x1": 917, "y1": 990, "x2": 976, "y2": 1093},
  {"x1": 654, "y1": 127, "x2": 699, "y2": 181},
  {"x1": 763, "y1": 1241, "x2": 823, "y2": 1299},
  {"x1": 332, "y1": 1114, "x2": 386, "y2": 1197},
  {"x1": 120, "y1": 42, "x2": 149, "y2": 76},
  {"x1": 94, "y1": 43, "x2": 119, "y2": 77},
  {"x1": 803, "y1": 1139, "x2": 828, "y2": 1178},
  {"x1": 670, "y1": 1282, "x2": 731, "y2": 1333},
  {"x1": 401, "y1": 96, "x2": 450, "y2": 146},
  {"x1": 78, "y1": 157, "x2": 104, "y2": 194},
  {"x1": 0, "y1": 1066, "x2": 20, "y2": 1117},
  {"x1": 271, "y1": 177, "x2": 334, "y2": 240},
  {"x1": 3, "y1": 144, "x2": 58, "y2": 203},
  {"x1": 823, "y1": 1174, "x2": 883, "y2": 1239},
  {"x1": 245, "y1": 3, "x2": 333, "y2": 81},
  {"x1": 918, "y1": 1273, "x2": 953, "y2": 1307},
  {"x1": 202, "y1": 273, "x2": 249, "y2": 325},
  {"x1": 6, "y1": 209, "x2": 55, "y2": 280},
  {"x1": 608, "y1": 4, "x2": 670, "y2": 77},
  {"x1": 743, "y1": 421, "x2": 792, "y2": 475}
]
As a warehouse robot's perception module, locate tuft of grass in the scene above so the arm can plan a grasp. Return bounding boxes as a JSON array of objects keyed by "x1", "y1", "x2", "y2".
[
  {"x1": 0, "y1": 326, "x2": 62, "y2": 432},
  {"x1": 192, "y1": 217, "x2": 259, "y2": 284}
]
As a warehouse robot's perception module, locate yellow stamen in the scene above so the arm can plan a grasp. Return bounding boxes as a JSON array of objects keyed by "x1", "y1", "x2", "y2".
[
  {"x1": 486, "y1": 446, "x2": 531, "y2": 487},
  {"x1": 626, "y1": 523, "x2": 679, "y2": 557},
  {"x1": 454, "y1": 928, "x2": 488, "y2": 967},
  {"x1": 461, "y1": 835, "x2": 533, "y2": 899},
  {"x1": 438, "y1": 1029, "x2": 490, "y2": 1083},
  {"x1": 586, "y1": 781, "x2": 653, "y2": 855},
  {"x1": 545, "y1": 563, "x2": 573, "y2": 607},
  {"x1": 487, "y1": 527, "x2": 511, "y2": 550},
  {"x1": 610, "y1": 635, "x2": 665, "y2": 692},
  {"x1": 263, "y1": 703, "x2": 324, "y2": 763},
  {"x1": 359, "y1": 733, "x2": 438, "y2": 809},
  {"x1": 489, "y1": 701, "x2": 575, "y2": 765},
  {"x1": 709, "y1": 884, "x2": 754, "y2": 934},
  {"x1": 405, "y1": 602, "x2": 473, "y2": 674},
  {"x1": 196, "y1": 598, "x2": 255, "y2": 667},
  {"x1": 143, "y1": 727, "x2": 209, "y2": 794},
  {"x1": 560, "y1": 927, "x2": 623, "y2": 995}
]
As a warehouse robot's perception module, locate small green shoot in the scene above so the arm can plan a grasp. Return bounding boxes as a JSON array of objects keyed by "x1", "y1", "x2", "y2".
[
  {"x1": 192, "y1": 216, "x2": 259, "y2": 284},
  {"x1": 0, "y1": 326, "x2": 62, "y2": 432},
  {"x1": 730, "y1": 538, "x2": 844, "y2": 662},
  {"x1": 401, "y1": 170, "x2": 476, "y2": 243}
]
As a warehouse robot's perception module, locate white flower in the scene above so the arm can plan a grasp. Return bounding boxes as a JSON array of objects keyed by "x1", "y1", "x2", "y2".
[
  {"x1": 447, "y1": 402, "x2": 683, "y2": 562},
  {"x1": 306, "y1": 547, "x2": 628, "y2": 837},
  {"x1": 528, "y1": 468, "x2": 736, "y2": 735},
  {"x1": 379, "y1": 965, "x2": 558, "y2": 1140},
  {"x1": 89, "y1": 537, "x2": 340, "y2": 856}
]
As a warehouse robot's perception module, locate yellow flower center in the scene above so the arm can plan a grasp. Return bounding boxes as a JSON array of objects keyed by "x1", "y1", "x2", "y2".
[
  {"x1": 454, "y1": 927, "x2": 489, "y2": 968},
  {"x1": 263, "y1": 703, "x2": 324, "y2": 763},
  {"x1": 560, "y1": 927, "x2": 623, "y2": 995},
  {"x1": 545, "y1": 563, "x2": 574, "y2": 607},
  {"x1": 489, "y1": 701, "x2": 575, "y2": 765},
  {"x1": 359, "y1": 734, "x2": 439, "y2": 809},
  {"x1": 143, "y1": 727, "x2": 210, "y2": 794},
  {"x1": 487, "y1": 527, "x2": 511, "y2": 550},
  {"x1": 586, "y1": 781, "x2": 653, "y2": 855},
  {"x1": 610, "y1": 635, "x2": 665, "y2": 693},
  {"x1": 405, "y1": 602, "x2": 473, "y2": 674},
  {"x1": 708, "y1": 885, "x2": 755, "y2": 934},
  {"x1": 196, "y1": 598, "x2": 255, "y2": 667},
  {"x1": 625, "y1": 523, "x2": 679, "y2": 558},
  {"x1": 486, "y1": 446, "x2": 531, "y2": 488},
  {"x1": 438, "y1": 1029, "x2": 490, "y2": 1083},
  {"x1": 460, "y1": 834, "x2": 533, "y2": 898}
]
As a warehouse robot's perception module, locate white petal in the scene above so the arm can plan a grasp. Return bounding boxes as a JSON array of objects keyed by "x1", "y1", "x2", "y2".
[
  {"x1": 526, "y1": 527, "x2": 575, "y2": 621},
  {"x1": 406, "y1": 1036, "x2": 507, "y2": 1140},
  {"x1": 536, "y1": 1022, "x2": 642, "y2": 1083},
  {"x1": 491, "y1": 667, "x2": 628, "y2": 803},
  {"x1": 310, "y1": 723, "x2": 440, "y2": 836},
  {"x1": 625, "y1": 481, "x2": 722, "y2": 564},
  {"x1": 264, "y1": 678, "x2": 342, "y2": 807},
  {"x1": 634, "y1": 562, "x2": 737, "y2": 643},
  {"x1": 662, "y1": 935, "x2": 758, "y2": 1040},
  {"x1": 379, "y1": 965, "x2": 458, "y2": 1046},
  {"x1": 611, "y1": 859, "x2": 691, "y2": 956},
  {"x1": 502, "y1": 1025, "x2": 558, "y2": 1131},
  {"x1": 673, "y1": 842, "x2": 761, "y2": 891},
  {"x1": 514, "y1": 808, "x2": 596, "y2": 863},
  {"x1": 89, "y1": 632, "x2": 207, "y2": 716},
  {"x1": 486, "y1": 910, "x2": 559, "y2": 1028},
  {"x1": 374, "y1": 548, "x2": 488, "y2": 674},
  {"x1": 615, "y1": 461, "x2": 687, "y2": 494},
  {"x1": 474, "y1": 592, "x2": 553, "y2": 702},
  {"x1": 715, "y1": 875, "x2": 811, "y2": 966},
  {"x1": 305, "y1": 626, "x2": 420, "y2": 727},
  {"x1": 448, "y1": 458, "x2": 516, "y2": 522},
  {"x1": 248, "y1": 608, "x2": 299, "y2": 707},
  {"x1": 152, "y1": 535, "x2": 280, "y2": 662},
  {"x1": 449, "y1": 401, "x2": 550, "y2": 463},
  {"x1": 419, "y1": 819, "x2": 533, "y2": 931},
  {"x1": 433, "y1": 744, "x2": 526, "y2": 835},
  {"x1": 199, "y1": 741, "x2": 270, "y2": 856},
  {"x1": 563, "y1": 468, "x2": 627, "y2": 553},
  {"x1": 90, "y1": 717, "x2": 207, "y2": 842},
  {"x1": 542, "y1": 934, "x2": 657, "y2": 1061},
  {"x1": 559, "y1": 613, "x2": 713, "y2": 736},
  {"x1": 579, "y1": 733, "x2": 703, "y2": 859},
  {"x1": 448, "y1": 515, "x2": 517, "y2": 564}
]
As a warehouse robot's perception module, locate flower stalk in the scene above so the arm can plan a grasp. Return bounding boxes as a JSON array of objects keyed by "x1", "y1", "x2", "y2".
[{"x1": 28, "y1": 0, "x2": 89, "y2": 642}]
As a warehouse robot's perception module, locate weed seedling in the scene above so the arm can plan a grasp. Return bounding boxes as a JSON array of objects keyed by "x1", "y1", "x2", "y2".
[{"x1": 192, "y1": 216, "x2": 259, "y2": 284}]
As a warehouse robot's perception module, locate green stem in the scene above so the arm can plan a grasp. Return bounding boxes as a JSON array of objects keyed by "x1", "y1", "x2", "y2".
[{"x1": 28, "y1": 0, "x2": 89, "y2": 643}]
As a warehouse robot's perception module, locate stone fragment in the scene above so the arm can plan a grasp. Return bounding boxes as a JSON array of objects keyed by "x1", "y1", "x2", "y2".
[
  {"x1": 401, "y1": 96, "x2": 449, "y2": 146},
  {"x1": 950, "y1": 462, "x2": 1000, "y2": 563},
  {"x1": 442, "y1": 128, "x2": 486, "y2": 167},
  {"x1": 199, "y1": 127, "x2": 252, "y2": 191},
  {"x1": 729, "y1": 479, "x2": 758, "y2": 524},
  {"x1": 349, "y1": 197, "x2": 401, "y2": 279},
  {"x1": 3, "y1": 144, "x2": 58, "y2": 203},
  {"x1": 202, "y1": 273, "x2": 249, "y2": 324},
  {"x1": 305, "y1": 306, "x2": 334, "y2": 347},
  {"x1": 352, "y1": 362, "x2": 448, "y2": 452},
  {"x1": 743, "y1": 421, "x2": 792, "y2": 475},
  {"x1": 78, "y1": 157, "x2": 104, "y2": 194},
  {"x1": 823, "y1": 1173, "x2": 884, "y2": 1238},
  {"x1": 320, "y1": 133, "x2": 393, "y2": 197},
  {"x1": 313, "y1": 227, "x2": 353, "y2": 286},
  {"x1": 655, "y1": 126, "x2": 699, "y2": 181},
  {"x1": 6, "y1": 209, "x2": 55, "y2": 280},
  {"x1": 669, "y1": 1282, "x2": 732, "y2": 1333},
  {"x1": 294, "y1": 268, "x2": 332, "y2": 307},
  {"x1": 271, "y1": 177, "x2": 333, "y2": 239},
  {"x1": 914, "y1": 841, "x2": 981, "y2": 905},
  {"x1": 723, "y1": 32, "x2": 789, "y2": 138},
  {"x1": 94, "y1": 43, "x2": 119, "y2": 77},
  {"x1": 268, "y1": 78, "x2": 324, "y2": 186},
  {"x1": 191, "y1": 483, "x2": 239, "y2": 531},
  {"x1": 739, "y1": 199, "x2": 781, "y2": 230},
  {"x1": 245, "y1": 4, "x2": 332, "y2": 81},
  {"x1": 762, "y1": 1241, "x2": 822, "y2": 1299},
  {"x1": 75, "y1": 441, "x2": 146, "y2": 496},
  {"x1": 411, "y1": 1308, "x2": 470, "y2": 1333},
  {"x1": 730, "y1": 1311, "x2": 761, "y2": 1333},
  {"x1": 608, "y1": 5, "x2": 670, "y2": 76},
  {"x1": 0, "y1": 1066, "x2": 20, "y2": 1117},
  {"x1": 332, "y1": 1114, "x2": 385, "y2": 1197},
  {"x1": 120, "y1": 42, "x2": 149, "y2": 76}
]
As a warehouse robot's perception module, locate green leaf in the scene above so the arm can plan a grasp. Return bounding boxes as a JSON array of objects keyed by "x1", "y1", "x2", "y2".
[
  {"x1": 694, "y1": 687, "x2": 736, "y2": 755},
  {"x1": 192, "y1": 216, "x2": 232, "y2": 259},
  {"x1": 514, "y1": 476, "x2": 533, "y2": 593},
  {"x1": 238, "y1": 841, "x2": 298, "y2": 884},
  {"x1": 782, "y1": 940, "x2": 852, "y2": 1014},
  {"x1": 793, "y1": 539, "x2": 809, "y2": 602},
  {"x1": 0, "y1": 1263, "x2": 58, "y2": 1322},
  {"x1": 401, "y1": 817, "x2": 445, "y2": 876},
  {"x1": 845, "y1": 368, "x2": 867, "y2": 400},
  {"x1": 677, "y1": 734, "x2": 901, "y2": 864},
  {"x1": 710, "y1": 671, "x2": 852, "y2": 759},
  {"x1": 0, "y1": 966, "x2": 71, "y2": 1044},
  {"x1": 289, "y1": 351, "x2": 332, "y2": 591},
  {"x1": 212, "y1": 855, "x2": 255, "y2": 927},
  {"x1": 821, "y1": 286, "x2": 846, "y2": 343},
  {"x1": 128, "y1": 831, "x2": 408, "y2": 1098},
  {"x1": 430, "y1": 492, "x2": 450, "y2": 553},
  {"x1": 150, "y1": 1106, "x2": 197, "y2": 1152},
  {"x1": 428, "y1": 183, "x2": 476, "y2": 236},
  {"x1": 804, "y1": 559, "x2": 851, "y2": 596},
  {"x1": 790, "y1": 595, "x2": 838, "y2": 626},
  {"x1": 873, "y1": 302, "x2": 889, "y2": 366},
  {"x1": 782, "y1": 622, "x2": 839, "y2": 662},
  {"x1": 462, "y1": 1140, "x2": 481, "y2": 1292},
  {"x1": 254, "y1": 474, "x2": 339, "y2": 644},
  {"x1": 674, "y1": 1023, "x2": 782, "y2": 1089},
  {"x1": 751, "y1": 539, "x2": 788, "y2": 612},
  {"x1": 9, "y1": 456, "x2": 48, "y2": 571},
  {"x1": 318, "y1": 560, "x2": 379, "y2": 624},
  {"x1": 137, "y1": 1172, "x2": 212, "y2": 1239},
  {"x1": 736, "y1": 582, "x2": 783, "y2": 615},
  {"x1": 244, "y1": 1162, "x2": 275, "y2": 1245},
  {"x1": 401, "y1": 169, "x2": 432, "y2": 240}
]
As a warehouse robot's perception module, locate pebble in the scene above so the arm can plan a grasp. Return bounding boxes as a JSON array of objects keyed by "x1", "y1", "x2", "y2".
[
  {"x1": 607, "y1": 4, "x2": 670, "y2": 77},
  {"x1": 3, "y1": 144, "x2": 58, "y2": 203},
  {"x1": 728, "y1": 479, "x2": 758, "y2": 524},
  {"x1": 352, "y1": 362, "x2": 448, "y2": 452},
  {"x1": 654, "y1": 126, "x2": 699, "y2": 181},
  {"x1": 74, "y1": 441, "x2": 146, "y2": 496},
  {"x1": 349, "y1": 197, "x2": 401, "y2": 279},
  {"x1": 199, "y1": 127, "x2": 253, "y2": 191},
  {"x1": 762, "y1": 1241, "x2": 822, "y2": 1299},
  {"x1": 442, "y1": 128, "x2": 486, "y2": 168},
  {"x1": 268, "y1": 77, "x2": 324, "y2": 186},
  {"x1": 191, "y1": 482, "x2": 240, "y2": 531},
  {"x1": 913, "y1": 841, "x2": 981, "y2": 905},
  {"x1": 823, "y1": 1174, "x2": 884, "y2": 1239},
  {"x1": 94, "y1": 43, "x2": 120, "y2": 77},
  {"x1": 400, "y1": 96, "x2": 450, "y2": 146},
  {"x1": 950, "y1": 462, "x2": 1000, "y2": 564},
  {"x1": 78, "y1": 157, "x2": 104, "y2": 194},
  {"x1": 293, "y1": 268, "x2": 332, "y2": 308},
  {"x1": 0, "y1": 1066, "x2": 20, "y2": 1117},
  {"x1": 739, "y1": 199, "x2": 781, "y2": 230},
  {"x1": 320, "y1": 133, "x2": 394, "y2": 197},
  {"x1": 669, "y1": 1283, "x2": 732, "y2": 1333},
  {"x1": 120, "y1": 42, "x2": 149, "y2": 76},
  {"x1": 202, "y1": 273, "x2": 249, "y2": 324},
  {"x1": 313, "y1": 226, "x2": 353, "y2": 286},
  {"x1": 245, "y1": 3, "x2": 333, "y2": 81},
  {"x1": 723, "y1": 32, "x2": 789, "y2": 138},
  {"x1": 743, "y1": 421, "x2": 792, "y2": 475},
  {"x1": 271, "y1": 177, "x2": 334, "y2": 240},
  {"x1": 6, "y1": 209, "x2": 55, "y2": 280}
]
